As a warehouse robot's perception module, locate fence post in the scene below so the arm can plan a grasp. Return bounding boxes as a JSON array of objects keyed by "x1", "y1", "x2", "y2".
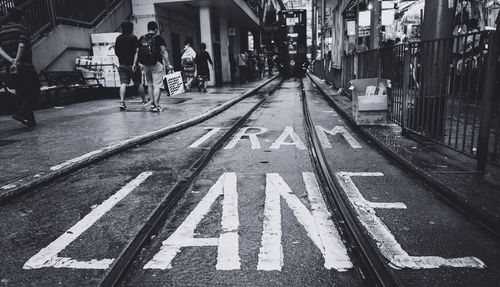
[
  {"x1": 401, "y1": 44, "x2": 411, "y2": 136},
  {"x1": 47, "y1": 0, "x2": 56, "y2": 27},
  {"x1": 476, "y1": 31, "x2": 499, "y2": 172}
]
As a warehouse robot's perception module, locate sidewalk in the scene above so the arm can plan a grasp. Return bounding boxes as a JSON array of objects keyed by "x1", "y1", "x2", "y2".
[
  {"x1": 308, "y1": 72, "x2": 500, "y2": 236},
  {"x1": 0, "y1": 77, "x2": 274, "y2": 190}
]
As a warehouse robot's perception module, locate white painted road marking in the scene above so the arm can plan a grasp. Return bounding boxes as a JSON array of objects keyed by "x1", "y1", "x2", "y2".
[
  {"x1": 315, "y1": 126, "x2": 362, "y2": 149},
  {"x1": 269, "y1": 127, "x2": 306, "y2": 150},
  {"x1": 188, "y1": 127, "x2": 222, "y2": 149},
  {"x1": 23, "y1": 172, "x2": 152, "y2": 270},
  {"x1": 224, "y1": 127, "x2": 268, "y2": 149},
  {"x1": 336, "y1": 172, "x2": 486, "y2": 269},
  {"x1": 258, "y1": 173, "x2": 352, "y2": 271},
  {"x1": 50, "y1": 150, "x2": 104, "y2": 171},
  {"x1": 144, "y1": 173, "x2": 240, "y2": 270}
]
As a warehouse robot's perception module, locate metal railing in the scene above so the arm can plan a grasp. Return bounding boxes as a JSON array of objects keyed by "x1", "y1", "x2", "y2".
[
  {"x1": 312, "y1": 30, "x2": 500, "y2": 169},
  {"x1": 2, "y1": 0, "x2": 124, "y2": 42}
]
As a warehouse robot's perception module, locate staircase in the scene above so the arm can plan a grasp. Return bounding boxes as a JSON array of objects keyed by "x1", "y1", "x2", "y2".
[{"x1": 0, "y1": 0, "x2": 131, "y2": 72}]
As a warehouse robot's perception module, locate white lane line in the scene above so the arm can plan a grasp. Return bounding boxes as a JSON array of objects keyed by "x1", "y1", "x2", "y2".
[
  {"x1": 269, "y1": 126, "x2": 306, "y2": 150},
  {"x1": 257, "y1": 173, "x2": 284, "y2": 271},
  {"x1": 144, "y1": 173, "x2": 240, "y2": 270},
  {"x1": 217, "y1": 173, "x2": 240, "y2": 270},
  {"x1": 188, "y1": 127, "x2": 222, "y2": 149},
  {"x1": 302, "y1": 172, "x2": 353, "y2": 270},
  {"x1": 23, "y1": 172, "x2": 152, "y2": 269},
  {"x1": 336, "y1": 172, "x2": 485, "y2": 269},
  {"x1": 258, "y1": 173, "x2": 352, "y2": 271},
  {"x1": 315, "y1": 126, "x2": 362, "y2": 149},
  {"x1": 224, "y1": 127, "x2": 268, "y2": 150}
]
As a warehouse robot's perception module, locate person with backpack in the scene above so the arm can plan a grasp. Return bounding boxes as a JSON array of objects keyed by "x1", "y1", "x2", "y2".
[
  {"x1": 0, "y1": 7, "x2": 40, "y2": 127},
  {"x1": 195, "y1": 42, "x2": 213, "y2": 93},
  {"x1": 115, "y1": 21, "x2": 148, "y2": 111},
  {"x1": 181, "y1": 40, "x2": 196, "y2": 92},
  {"x1": 136, "y1": 21, "x2": 172, "y2": 113}
]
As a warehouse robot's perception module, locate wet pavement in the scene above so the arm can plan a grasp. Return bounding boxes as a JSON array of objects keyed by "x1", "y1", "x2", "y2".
[
  {"x1": 0, "y1": 77, "x2": 499, "y2": 286},
  {"x1": 0, "y1": 79, "x2": 271, "y2": 188}
]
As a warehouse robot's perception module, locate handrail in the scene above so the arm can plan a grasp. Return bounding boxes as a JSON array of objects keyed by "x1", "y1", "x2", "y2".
[{"x1": 2, "y1": 0, "x2": 126, "y2": 42}]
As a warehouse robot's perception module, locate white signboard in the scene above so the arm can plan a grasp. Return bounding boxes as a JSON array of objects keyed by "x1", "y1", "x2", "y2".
[
  {"x1": 358, "y1": 10, "x2": 371, "y2": 27},
  {"x1": 381, "y1": 9, "x2": 395, "y2": 26}
]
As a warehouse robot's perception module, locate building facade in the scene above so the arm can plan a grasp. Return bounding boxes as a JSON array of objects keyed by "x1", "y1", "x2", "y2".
[{"x1": 131, "y1": 0, "x2": 282, "y2": 86}]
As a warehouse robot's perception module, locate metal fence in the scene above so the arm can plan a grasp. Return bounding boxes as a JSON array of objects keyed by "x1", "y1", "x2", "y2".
[
  {"x1": 2, "y1": 0, "x2": 124, "y2": 41},
  {"x1": 312, "y1": 30, "x2": 500, "y2": 169}
]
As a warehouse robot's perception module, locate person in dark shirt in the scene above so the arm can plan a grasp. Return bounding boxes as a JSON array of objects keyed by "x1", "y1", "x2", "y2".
[
  {"x1": 137, "y1": 21, "x2": 172, "y2": 112},
  {"x1": 115, "y1": 21, "x2": 147, "y2": 110},
  {"x1": 0, "y1": 7, "x2": 40, "y2": 127},
  {"x1": 195, "y1": 42, "x2": 213, "y2": 93}
]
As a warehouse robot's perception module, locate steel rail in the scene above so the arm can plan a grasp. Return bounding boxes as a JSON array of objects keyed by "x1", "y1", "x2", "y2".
[
  {"x1": 99, "y1": 79, "x2": 284, "y2": 287},
  {"x1": 300, "y1": 78, "x2": 399, "y2": 287}
]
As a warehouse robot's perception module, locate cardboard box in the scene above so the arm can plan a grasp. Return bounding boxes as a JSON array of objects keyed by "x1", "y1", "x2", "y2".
[
  {"x1": 350, "y1": 78, "x2": 390, "y2": 126},
  {"x1": 91, "y1": 33, "x2": 120, "y2": 57}
]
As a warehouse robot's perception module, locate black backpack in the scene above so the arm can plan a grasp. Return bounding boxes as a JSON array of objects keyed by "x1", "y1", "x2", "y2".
[{"x1": 138, "y1": 34, "x2": 157, "y2": 65}]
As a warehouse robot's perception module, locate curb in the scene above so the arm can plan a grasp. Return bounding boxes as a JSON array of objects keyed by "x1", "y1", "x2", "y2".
[
  {"x1": 0, "y1": 75, "x2": 279, "y2": 205},
  {"x1": 307, "y1": 71, "x2": 500, "y2": 238}
]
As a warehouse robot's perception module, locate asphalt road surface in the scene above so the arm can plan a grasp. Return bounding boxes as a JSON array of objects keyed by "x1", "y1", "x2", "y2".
[{"x1": 1, "y1": 78, "x2": 499, "y2": 286}]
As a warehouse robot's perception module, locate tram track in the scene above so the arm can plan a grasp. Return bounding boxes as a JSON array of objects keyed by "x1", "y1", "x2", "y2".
[
  {"x1": 100, "y1": 77, "x2": 396, "y2": 287},
  {"x1": 300, "y1": 78, "x2": 399, "y2": 287},
  {"x1": 98, "y1": 79, "x2": 284, "y2": 287}
]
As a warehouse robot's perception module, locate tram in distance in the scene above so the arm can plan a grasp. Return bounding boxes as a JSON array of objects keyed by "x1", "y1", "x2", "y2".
[{"x1": 277, "y1": 9, "x2": 308, "y2": 77}]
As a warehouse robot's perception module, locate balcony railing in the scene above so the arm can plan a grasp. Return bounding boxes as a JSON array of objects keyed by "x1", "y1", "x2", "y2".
[{"x1": 244, "y1": 0, "x2": 263, "y2": 18}]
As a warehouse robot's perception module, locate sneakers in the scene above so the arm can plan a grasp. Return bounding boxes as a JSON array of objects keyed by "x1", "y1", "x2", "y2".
[
  {"x1": 142, "y1": 98, "x2": 151, "y2": 106},
  {"x1": 119, "y1": 102, "x2": 127, "y2": 111},
  {"x1": 150, "y1": 105, "x2": 163, "y2": 113}
]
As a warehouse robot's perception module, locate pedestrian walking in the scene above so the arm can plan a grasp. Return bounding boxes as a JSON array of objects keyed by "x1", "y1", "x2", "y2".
[
  {"x1": 115, "y1": 21, "x2": 147, "y2": 111},
  {"x1": 137, "y1": 21, "x2": 172, "y2": 113},
  {"x1": 0, "y1": 7, "x2": 40, "y2": 127},
  {"x1": 195, "y1": 42, "x2": 213, "y2": 93},
  {"x1": 181, "y1": 40, "x2": 196, "y2": 91},
  {"x1": 237, "y1": 50, "x2": 247, "y2": 84}
]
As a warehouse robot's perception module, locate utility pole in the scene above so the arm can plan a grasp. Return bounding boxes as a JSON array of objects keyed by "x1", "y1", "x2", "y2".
[
  {"x1": 418, "y1": 0, "x2": 456, "y2": 138},
  {"x1": 312, "y1": 0, "x2": 317, "y2": 59},
  {"x1": 320, "y1": 0, "x2": 325, "y2": 59},
  {"x1": 422, "y1": 0, "x2": 455, "y2": 41},
  {"x1": 370, "y1": 0, "x2": 380, "y2": 49}
]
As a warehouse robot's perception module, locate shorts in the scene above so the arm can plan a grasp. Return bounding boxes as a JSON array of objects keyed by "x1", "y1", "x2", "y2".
[
  {"x1": 143, "y1": 62, "x2": 165, "y2": 89},
  {"x1": 118, "y1": 65, "x2": 142, "y2": 85}
]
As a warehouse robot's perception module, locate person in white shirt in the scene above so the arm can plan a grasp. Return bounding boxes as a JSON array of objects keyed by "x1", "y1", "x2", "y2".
[{"x1": 181, "y1": 40, "x2": 196, "y2": 91}]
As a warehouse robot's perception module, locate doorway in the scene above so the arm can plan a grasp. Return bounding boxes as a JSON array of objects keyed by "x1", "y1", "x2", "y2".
[{"x1": 171, "y1": 32, "x2": 181, "y2": 71}]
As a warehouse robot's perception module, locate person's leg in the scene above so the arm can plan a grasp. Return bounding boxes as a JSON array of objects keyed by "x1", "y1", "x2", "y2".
[
  {"x1": 137, "y1": 84, "x2": 147, "y2": 103},
  {"x1": 152, "y1": 63, "x2": 165, "y2": 109},
  {"x1": 13, "y1": 71, "x2": 38, "y2": 126},
  {"x1": 119, "y1": 83, "x2": 127, "y2": 105}
]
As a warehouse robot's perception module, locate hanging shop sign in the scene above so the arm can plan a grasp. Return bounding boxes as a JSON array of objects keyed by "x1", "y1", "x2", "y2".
[{"x1": 358, "y1": 26, "x2": 370, "y2": 37}]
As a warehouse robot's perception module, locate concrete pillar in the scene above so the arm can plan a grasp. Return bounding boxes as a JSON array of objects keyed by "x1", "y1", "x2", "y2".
[
  {"x1": 199, "y1": 5, "x2": 215, "y2": 86},
  {"x1": 220, "y1": 16, "x2": 231, "y2": 83},
  {"x1": 131, "y1": 0, "x2": 156, "y2": 36}
]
